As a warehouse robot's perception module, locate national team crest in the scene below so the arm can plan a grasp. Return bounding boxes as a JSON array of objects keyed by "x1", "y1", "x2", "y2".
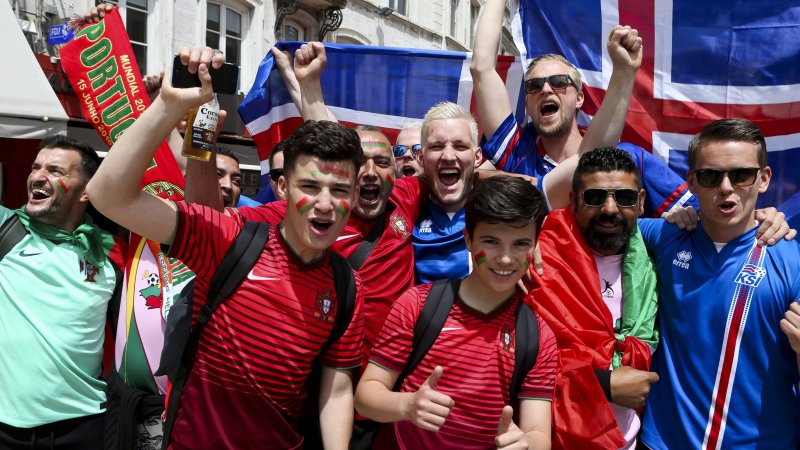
[
  {"x1": 315, "y1": 290, "x2": 335, "y2": 322},
  {"x1": 79, "y1": 259, "x2": 99, "y2": 283},
  {"x1": 734, "y1": 264, "x2": 767, "y2": 287},
  {"x1": 390, "y1": 211, "x2": 410, "y2": 239},
  {"x1": 500, "y1": 327, "x2": 514, "y2": 352}
]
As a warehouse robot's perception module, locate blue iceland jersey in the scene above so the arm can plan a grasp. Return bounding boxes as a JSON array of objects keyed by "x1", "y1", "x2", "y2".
[
  {"x1": 638, "y1": 219, "x2": 800, "y2": 450},
  {"x1": 412, "y1": 202, "x2": 469, "y2": 284},
  {"x1": 480, "y1": 113, "x2": 698, "y2": 216}
]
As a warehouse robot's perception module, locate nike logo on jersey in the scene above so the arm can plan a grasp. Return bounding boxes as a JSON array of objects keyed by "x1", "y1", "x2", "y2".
[
  {"x1": 336, "y1": 234, "x2": 360, "y2": 242},
  {"x1": 247, "y1": 269, "x2": 280, "y2": 281},
  {"x1": 441, "y1": 327, "x2": 462, "y2": 332},
  {"x1": 19, "y1": 250, "x2": 41, "y2": 257}
]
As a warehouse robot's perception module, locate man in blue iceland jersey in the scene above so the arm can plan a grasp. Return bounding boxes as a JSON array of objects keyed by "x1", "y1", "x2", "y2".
[
  {"x1": 470, "y1": 0, "x2": 698, "y2": 218},
  {"x1": 414, "y1": 13, "x2": 649, "y2": 284},
  {"x1": 637, "y1": 119, "x2": 800, "y2": 450}
]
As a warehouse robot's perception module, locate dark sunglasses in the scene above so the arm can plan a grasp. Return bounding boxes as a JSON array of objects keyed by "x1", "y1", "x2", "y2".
[
  {"x1": 392, "y1": 144, "x2": 422, "y2": 158},
  {"x1": 581, "y1": 188, "x2": 639, "y2": 208},
  {"x1": 525, "y1": 74, "x2": 575, "y2": 94},
  {"x1": 692, "y1": 168, "x2": 760, "y2": 188},
  {"x1": 269, "y1": 168, "x2": 284, "y2": 182}
]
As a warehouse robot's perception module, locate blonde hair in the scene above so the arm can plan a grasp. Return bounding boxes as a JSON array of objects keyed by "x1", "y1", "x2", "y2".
[
  {"x1": 525, "y1": 54, "x2": 583, "y2": 94},
  {"x1": 421, "y1": 102, "x2": 479, "y2": 147}
]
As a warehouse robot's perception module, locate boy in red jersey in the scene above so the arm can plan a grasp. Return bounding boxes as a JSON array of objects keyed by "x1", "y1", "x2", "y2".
[
  {"x1": 86, "y1": 48, "x2": 365, "y2": 449},
  {"x1": 355, "y1": 175, "x2": 557, "y2": 450}
]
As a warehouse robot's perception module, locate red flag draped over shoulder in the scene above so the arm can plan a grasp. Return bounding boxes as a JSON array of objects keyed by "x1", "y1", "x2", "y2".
[
  {"x1": 524, "y1": 208, "x2": 657, "y2": 449},
  {"x1": 60, "y1": 8, "x2": 184, "y2": 394}
]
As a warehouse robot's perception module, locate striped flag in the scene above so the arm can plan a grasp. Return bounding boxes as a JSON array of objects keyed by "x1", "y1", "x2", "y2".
[{"x1": 238, "y1": 41, "x2": 526, "y2": 198}]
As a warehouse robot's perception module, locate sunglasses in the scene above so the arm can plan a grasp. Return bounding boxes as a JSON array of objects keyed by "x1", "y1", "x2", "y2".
[
  {"x1": 392, "y1": 144, "x2": 422, "y2": 158},
  {"x1": 692, "y1": 168, "x2": 760, "y2": 188},
  {"x1": 269, "y1": 168, "x2": 284, "y2": 182},
  {"x1": 525, "y1": 74, "x2": 575, "y2": 94},
  {"x1": 581, "y1": 188, "x2": 639, "y2": 208}
]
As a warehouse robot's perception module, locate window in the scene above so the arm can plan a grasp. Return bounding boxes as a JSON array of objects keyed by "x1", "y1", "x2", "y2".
[
  {"x1": 207, "y1": 3, "x2": 243, "y2": 66},
  {"x1": 98, "y1": 0, "x2": 149, "y2": 73},
  {"x1": 283, "y1": 20, "x2": 304, "y2": 41},
  {"x1": 450, "y1": 0, "x2": 458, "y2": 37},
  {"x1": 389, "y1": 0, "x2": 407, "y2": 16}
]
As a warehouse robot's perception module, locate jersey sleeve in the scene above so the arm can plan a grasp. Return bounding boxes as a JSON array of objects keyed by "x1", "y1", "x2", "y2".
[
  {"x1": 391, "y1": 176, "x2": 427, "y2": 222},
  {"x1": 368, "y1": 285, "x2": 429, "y2": 373},
  {"x1": 320, "y1": 270, "x2": 366, "y2": 369},
  {"x1": 636, "y1": 218, "x2": 666, "y2": 254},
  {"x1": 168, "y1": 201, "x2": 239, "y2": 282},
  {"x1": 480, "y1": 113, "x2": 526, "y2": 173},
  {"x1": 236, "y1": 201, "x2": 287, "y2": 225},
  {"x1": 616, "y1": 142, "x2": 698, "y2": 217},
  {"x1": 519, "y1": 315, "x2": 558, "y2": 400}
]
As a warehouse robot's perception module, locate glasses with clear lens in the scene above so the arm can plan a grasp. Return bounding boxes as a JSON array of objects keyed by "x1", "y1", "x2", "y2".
[
  {"x1": 581, "y1": 188, "x2": 639, "y2": 208},
  {"x1": 269, "y1": 168, "x2": 284, "y2": 182},
  {"x1": 392, "y1": 144, "x2": 422, "y2": 158},
  {"x1": 692, "y1": 168, "x2": 760, "y2": 188},
  {"x1": 524, "y1": 74, "x2": 575, "y2": 94}
]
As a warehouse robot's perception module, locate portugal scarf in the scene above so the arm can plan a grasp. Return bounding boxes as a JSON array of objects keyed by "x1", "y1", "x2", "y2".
[
  {"x1": 60, "y1": 8, "x2": 186, "y2": 395},
  {"x1": 525, "y1": 208, "x2": 659, "y2": 449}
]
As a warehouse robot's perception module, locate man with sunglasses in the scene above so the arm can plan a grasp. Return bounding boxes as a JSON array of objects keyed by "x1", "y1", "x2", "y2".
[
  {"x1": 393, "y1": 122, "x2": 424, "y2": 178},
  {"x1": 525, "y1": 148, "x2": 660, "y2": 449},
  {"x1": 471, "y1": 0, "x2": 698, "y2": 217},
  {"x1": 637, "y1": 119, "x2": 800, "y2": 449},
  {"x1": 267, "y1": 140, "x2": 286, "y2": 200}
]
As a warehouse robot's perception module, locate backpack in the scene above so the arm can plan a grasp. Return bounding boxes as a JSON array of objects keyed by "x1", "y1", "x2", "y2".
[
  {"x1": 396, "y1": 278, "x2": 540, "y2": 400},
  {"x1": 160, "y1": 221, "x2": 357, "y2": 448}
]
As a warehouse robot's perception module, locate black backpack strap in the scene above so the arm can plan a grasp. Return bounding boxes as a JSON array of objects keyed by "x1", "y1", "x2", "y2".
[
  {"x1": 393, "y1": 278, "x2": 460, "y2": 390},
  {"x1": 510, "y1": 301, "x2": 539, "y2": 400},
  {"x1": 162, "y1": 221, "x2": 270, "y2": 448},
  {"x1": 347, "y1": 204, "x2": 393, "y2": 270},
  {"x1": 324, "y1": 251, "x2": 357, "y2": 353},
  {"x1": 0, "y1": 215, "x2": 27, "y2": 261}
]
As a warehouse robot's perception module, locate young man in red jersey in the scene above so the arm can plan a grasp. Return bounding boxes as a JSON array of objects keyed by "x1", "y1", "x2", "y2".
[
  {"x1": 355, "y1": 175, "x2": 557, "y2": 450},
  {"x1": 86, "y1": 47, "x2": 365, "y2": 449}
]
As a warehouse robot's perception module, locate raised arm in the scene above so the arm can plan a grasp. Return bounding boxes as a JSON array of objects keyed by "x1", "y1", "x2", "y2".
[
  {"x1": 469, "y1": 0, "x2": 513, "y2": 139},
  {"x1": 542, "y1": 25, "x2": 642, "y2": 210},
  {"x1": 184, "y1": 109, "x2": 229, "y2": 211},
  {"x1": 86, "y1": 47, "x2": 225, "y2": 244},
  {"x1": 293, "y1": 42, "x2": 337, "y2": 122}
]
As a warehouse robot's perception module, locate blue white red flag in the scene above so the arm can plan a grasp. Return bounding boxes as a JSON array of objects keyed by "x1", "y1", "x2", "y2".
[
  {"x1": 513, "y1": 0, "x2": 800, "y2": 214},
  {"x1": 238, "y1": 42, "x2": 525, "y2": 201}
]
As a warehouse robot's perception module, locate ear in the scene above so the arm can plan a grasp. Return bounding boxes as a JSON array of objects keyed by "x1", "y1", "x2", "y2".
[
  {"x1": 277, "y1": 174, "x2": 288, "y2": 200},
  {"x1": 638, "y1": 188, "x2": 646, "y2": 217},
  {"x1": 575, "y1": 88, "x2": 585, "y2": 109},
  {"x1": 463, "y1": 228, "x2": 473, "y2": 253},
  {"x1": 758, "y1": 166, "x2": 772, "y2": 193},
  {"x1": 686, "y1": 169, "x2": 697, "y2": 193},
  {"x1": 474, "y1": 147, "x2": 483, "y2": 168}
]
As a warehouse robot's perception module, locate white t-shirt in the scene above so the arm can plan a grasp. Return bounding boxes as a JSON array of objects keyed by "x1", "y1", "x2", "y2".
[{"x1": 594, "y1": 251, "x2": 640, "y2": 450}]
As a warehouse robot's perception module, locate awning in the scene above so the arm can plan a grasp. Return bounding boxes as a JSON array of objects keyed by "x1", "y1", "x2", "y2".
[{"x1": 0, "y1": 0, "x2": 68, "y2": 139}]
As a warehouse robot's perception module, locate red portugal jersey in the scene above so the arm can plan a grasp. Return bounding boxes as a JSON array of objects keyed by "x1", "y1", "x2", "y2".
[
  {"x1": 370, "y1": 283, "x2": 558, "y2": 450},
  {"x1": 168, "y1": 202, "x2": 365, "y2": 449},
  {"x1": 238, "y1": 176, "x2": 424, "y2": 361}
]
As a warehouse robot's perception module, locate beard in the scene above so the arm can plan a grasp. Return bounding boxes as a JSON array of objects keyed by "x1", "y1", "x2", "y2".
[
  {"x1": 533, "y1": 108, "x2": 575, "y2": 138},
  {"x1": 582, "y1": 213, "x2": 634, "y2": 254}
]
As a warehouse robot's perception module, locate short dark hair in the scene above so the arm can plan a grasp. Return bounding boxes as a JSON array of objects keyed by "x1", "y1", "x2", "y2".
[
  {"x1": 38, "y1": 135, "x2": 100, "y2": 180},
  {"x1": 268, "y1": 140, "x2": 286, "y2": 168},
  {"x1": 216, "y1": 145, "x2": 239, "y2": 165},
  {"x1": 465, "y1": 175, "x2": 547, "y2": 238},
  {"x1": 687, "y1": 118, "x2": 767, "y2": 170},
  {"x1": 283, "y1": 120, "x2": 363, "y2": 180},
  {"x1": 572, "y1": 147, "x2": 642, "y2": 193}
]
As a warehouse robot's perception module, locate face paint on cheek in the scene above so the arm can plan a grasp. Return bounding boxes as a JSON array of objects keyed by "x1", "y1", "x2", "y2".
[
  {"x1": 295, "y1": 197, "x2": 314, "y2": 215},
  {"x1": 336, "y1": 200, "x2": 350, "y2": 218},
  {"x1": 523, "y1": 257, "x2": 531, "y2": 268},
  {"x1": 26, "y1": 175, "x2": 33, "y2": 191},
  {"x1": 474, "y1": 251, "x2": 488, "y2": 266},
  {"x1": 54, "y1": 178, "x2": 69, "y2": 194},
  {"x1": 383, "y1": 177, "x2": 395, "y2": 191}
]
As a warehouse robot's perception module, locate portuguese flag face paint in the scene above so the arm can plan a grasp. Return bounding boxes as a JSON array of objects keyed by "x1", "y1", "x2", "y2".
[
  {"x1": 524, "y1": 257, "x2": 531, "y2": 268},
  {"x1": 474, "y1": 251, "x2": 488, "y2": 266},
  {"x1": 336, "y1": 200, "x2": 350, "y2": 218},
  {"x1": 54, "y1": 178, "x2": 69, "y2": 194},
  {"x1": 383, "y1": 177, "x2": 394, "y2": 191},
  {"x1": 295, "y1": 197, "x2": 313, "y2": 215}
]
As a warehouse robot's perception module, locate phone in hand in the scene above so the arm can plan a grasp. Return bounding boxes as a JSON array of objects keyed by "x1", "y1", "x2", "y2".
[{"x1": 171, "y1": 55, "x2": 240, "y2": 95}]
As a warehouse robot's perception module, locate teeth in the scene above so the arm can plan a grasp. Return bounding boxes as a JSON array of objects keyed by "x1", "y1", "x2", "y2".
[
  {"x1": 440, "y1": 169, "x2": 458, "y2": 175},
  {"x1": 31, "y1": 189, "x2": 51, "y2": 197},
  {"x1": 492, "y1": 269, "x2": 513, "y2": 276}
]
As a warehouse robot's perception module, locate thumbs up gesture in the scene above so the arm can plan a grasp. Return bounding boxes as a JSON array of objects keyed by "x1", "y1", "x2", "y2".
[
  {"x1": 495, "y1": 406, "x2": 528, "y2": 449},
  {"x1": 406, "y1": 366, "x2": 455, "y2": 432}
]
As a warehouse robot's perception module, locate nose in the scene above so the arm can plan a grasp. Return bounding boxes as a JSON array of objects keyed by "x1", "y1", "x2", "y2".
[
  {"x1": 218, "y1": 174, "x2": 232, "y2": 190},
  {"x1": 441, "y1": 144, "x2": 457, "y2": 161},
  {"x1": 315, "y1": 189, "x2": 334, "y2": 214},
  {"x1": 498, "y1": 252, "x2": 513, "y2": 265},
  {"x1": 360, "y1": 159, "x2": 378, "y2": 181},
  {"x1": 600, "y1": 193, "x2": 619, "y2": 215},
  {"x1": 719, "y1": 173, "x2": 735, "y2": 194}
]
